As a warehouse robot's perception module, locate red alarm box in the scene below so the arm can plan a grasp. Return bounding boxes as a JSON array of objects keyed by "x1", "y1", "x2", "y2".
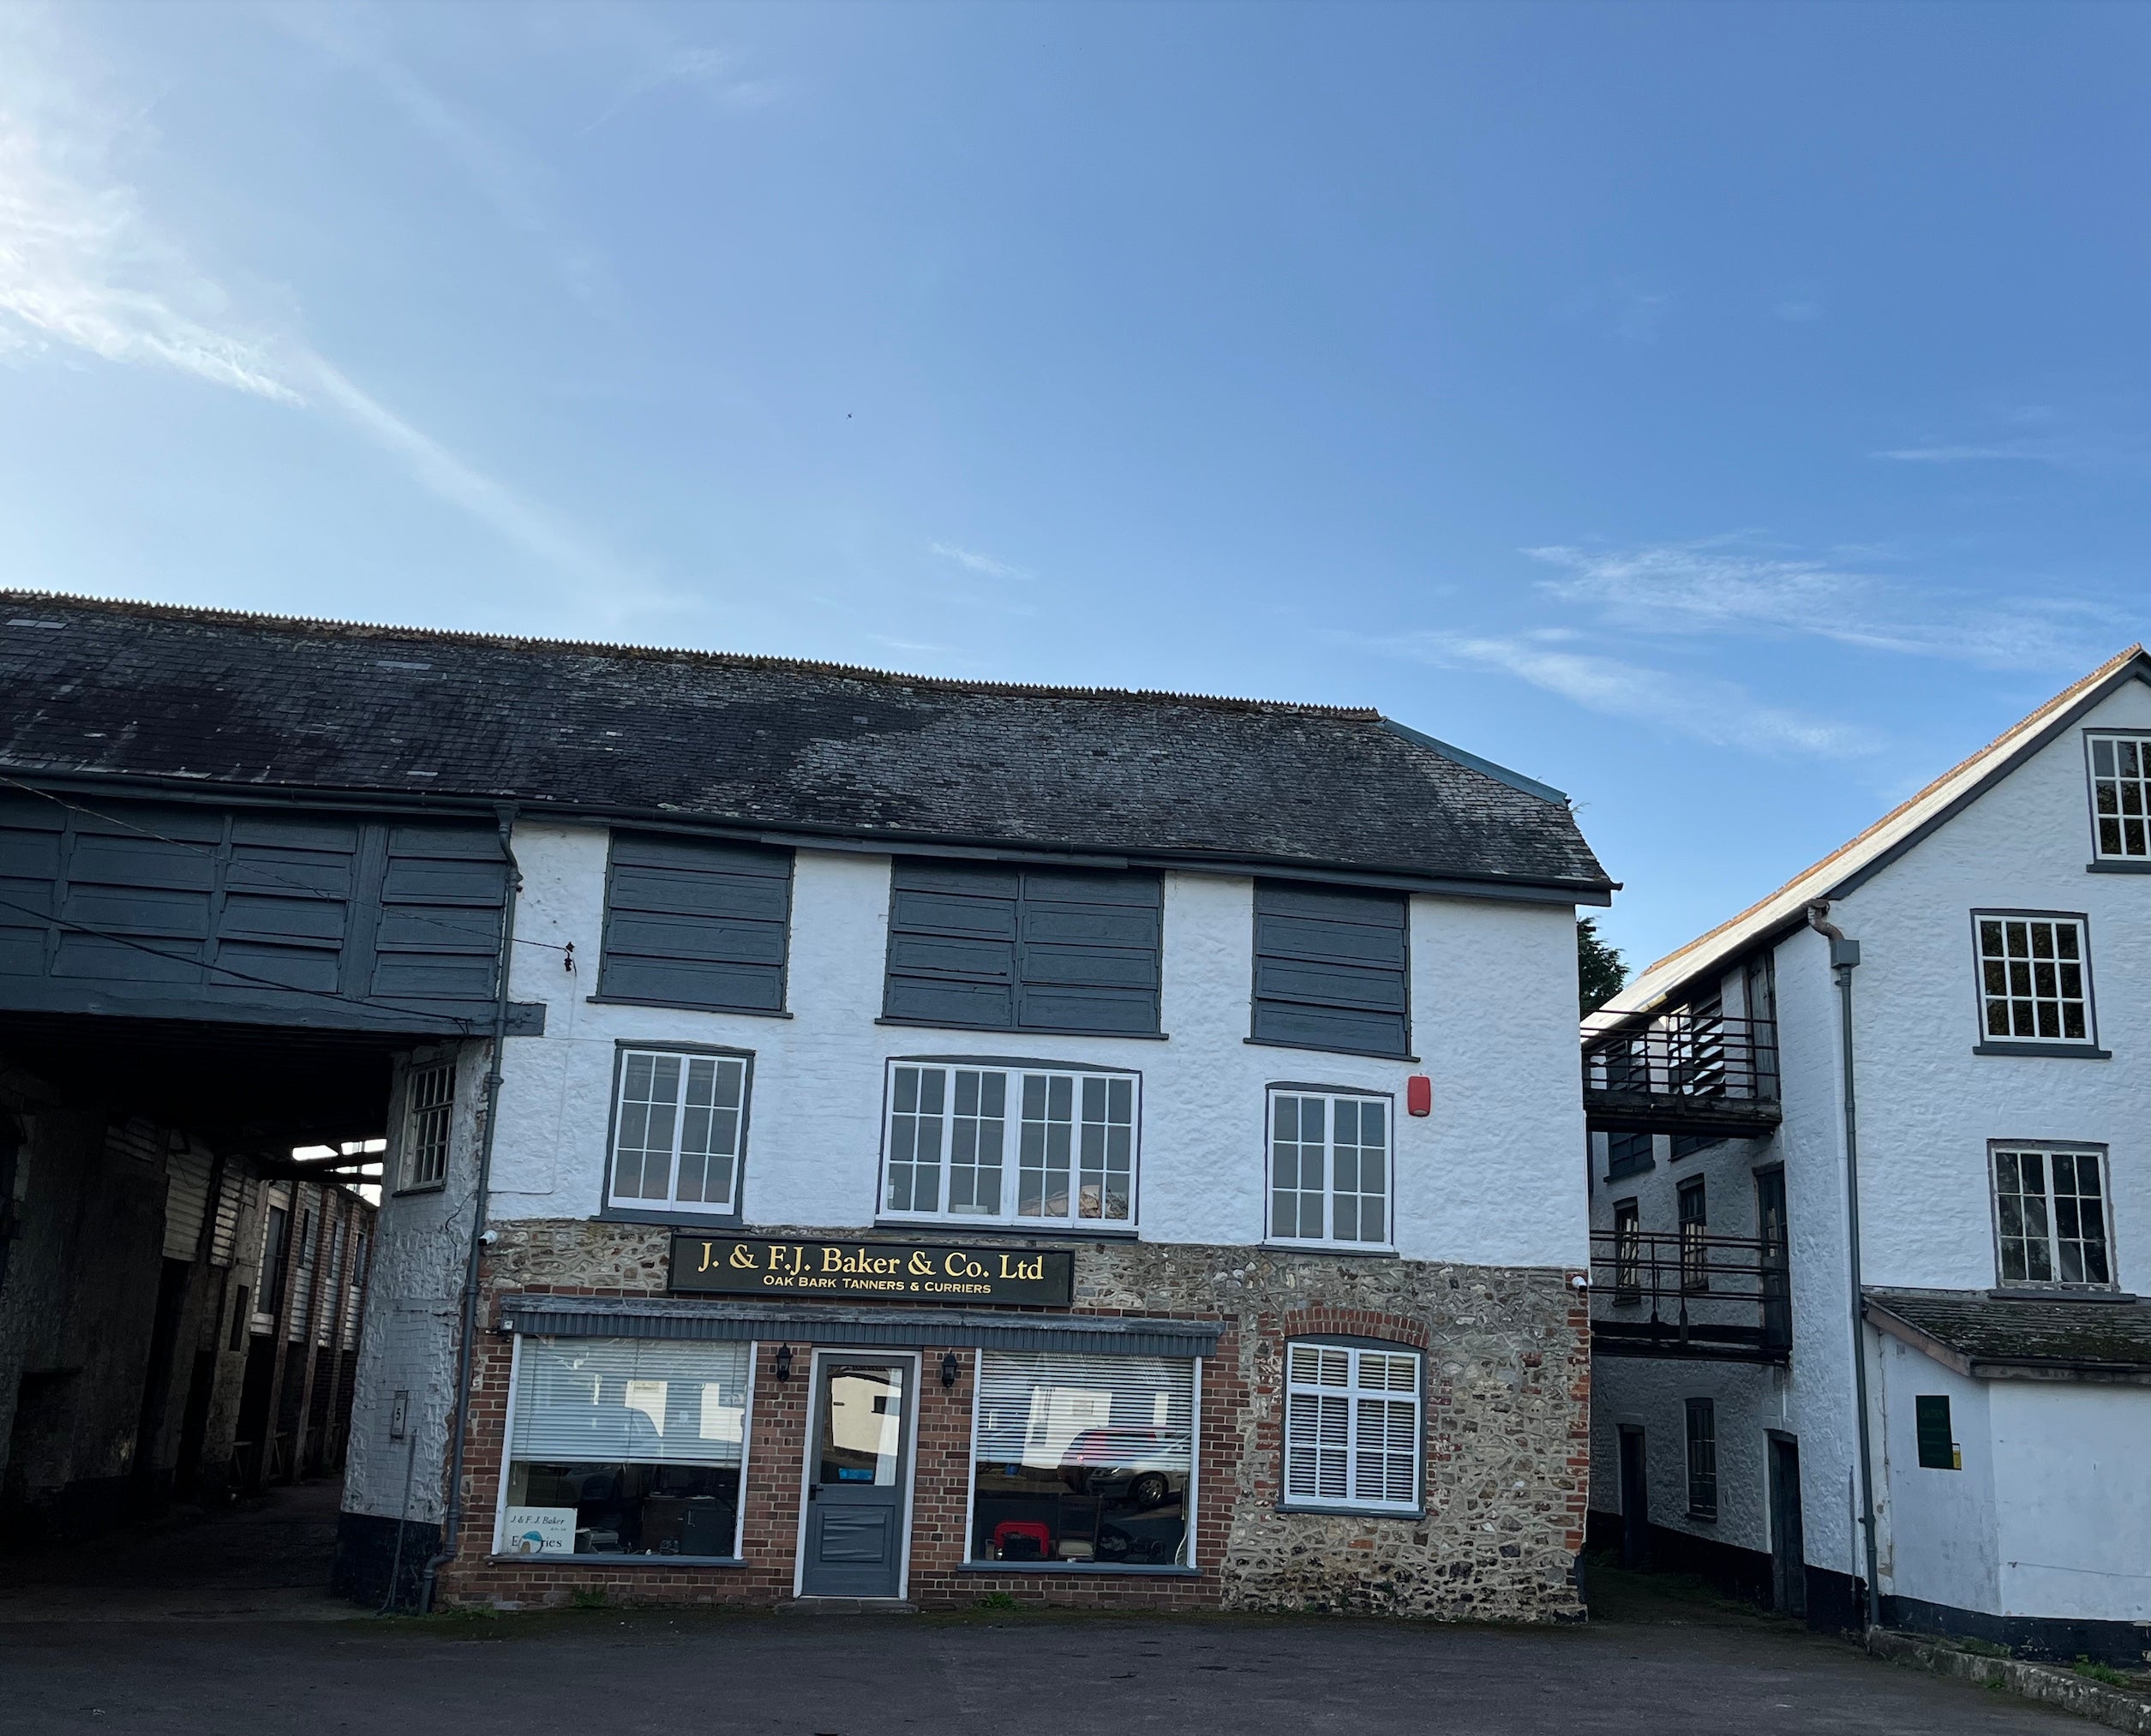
[{"x1": 1406, "y1": 1075, "x2": 1432, "y2": 1117}]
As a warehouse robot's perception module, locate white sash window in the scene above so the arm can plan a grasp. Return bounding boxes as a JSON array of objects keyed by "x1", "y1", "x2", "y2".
[{"x1": 884, "y1": 1061, "x2": 1138, "y2": 1228}]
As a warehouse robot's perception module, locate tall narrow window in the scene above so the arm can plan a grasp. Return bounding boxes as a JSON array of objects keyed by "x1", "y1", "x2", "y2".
[
  {"x1": 402, "y1": 1063, "x2": 454, "y2": 1190},
  {"x1": 1992, "y1": 1145, "x2": 2112, "y2": 1287},
  {"x1": 608, "y1": 1049, "x2": 751, "y2": 1215},
  {"x1": 1267, "y1": 1090, "x2": 1391, "y2": 1248},
  {"x1": 1678, "y1": 1179, "x2": 1708, "y2": 1294},
  {"x1": 883, "y1": 1061, "x2": 1137, "y2": 1228},
  {"x1": 2088, "y1": 733, "x2": 2151, "y2": 860},
  {"x1": 1611, "y1": 1198, "x2": 1642, "y2": 1300},
  {"x1": 1684, "y1": 1398, "x2": 1717, "y2": 1518},
  {"x1": 1283, "y1": 1341, "x2": 1421, "y2": 1515},
  {"x1": 1915, "y1": 1395, "x2": 1957, "y2": 1470},
  {"x1": 1974, "y1": 913, "x2": 2092, "y2": 1045}
]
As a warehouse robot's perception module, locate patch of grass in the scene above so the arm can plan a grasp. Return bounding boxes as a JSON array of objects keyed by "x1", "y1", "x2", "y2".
[
  {"x1": 571, "y1": 1589, "x2": 608, "y2": 1610},
  {"x1": 974, "y1": 1592, "x2": 1018, "y2": 1611},
  {"x1": 1955, "y1": 1637, "x2": 2012, "y2": 1659},
  {"x1": 2075, "y1": 1656, "x2": 2132, "y2": 1687}
]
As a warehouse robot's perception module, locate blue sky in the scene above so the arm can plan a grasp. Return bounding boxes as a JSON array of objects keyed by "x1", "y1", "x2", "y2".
[{"x1": 3, "y1": 2, "x2": 2146, "y2": 973}]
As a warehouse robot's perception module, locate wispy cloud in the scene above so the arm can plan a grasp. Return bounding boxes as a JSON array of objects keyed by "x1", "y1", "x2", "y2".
[
  {"x1": 267, "y1": 5, "x2": 611, "y2": 308},
  {"x1": 1527, "y1": 541, "x2": 2110, "y2": 670},
  {"x1": 583, "y1": 45, "x2": 788, "y2": 135},
  {"x1": 1355, "y1": 630, "x2": 1877, "y2": 758},
  {"x1": 0, "y1": 28, "x2": 634, "y2": 594},
  {"x1": 929, "y1": 542, "x2": 1033, "y2": 582}
]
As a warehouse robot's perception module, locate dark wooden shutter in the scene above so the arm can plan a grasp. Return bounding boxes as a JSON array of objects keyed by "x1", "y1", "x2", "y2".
[
  {"x1": 1251, "y1": 883, "x2": 1410, "y2": 1057},
  {"x1": 598, "y1": 832, "x2": 792, "y2": 1012},
  {"x1": 884, "y1": 861, "x2": 1160, "y2": 1034},
  {"x1": 1914, "y1": 1395, "x2": 1955, "y2": 1470}
]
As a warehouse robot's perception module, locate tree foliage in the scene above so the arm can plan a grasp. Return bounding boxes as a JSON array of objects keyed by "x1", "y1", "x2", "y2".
[{"x1": 1578, "y1": 916, "x2": 1627, "y2": 1016}]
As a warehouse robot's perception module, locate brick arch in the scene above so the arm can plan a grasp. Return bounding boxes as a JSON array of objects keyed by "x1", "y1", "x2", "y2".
[{"x1": 1268, "y1": 1307, "x2": 1432, "y2": 1351}]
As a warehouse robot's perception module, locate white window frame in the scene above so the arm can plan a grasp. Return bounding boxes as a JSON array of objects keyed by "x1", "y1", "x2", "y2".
[
  {"x1": 605, "y1": 1045, "x2": 753, "y2": 1218},
  {"x1": 1264, "y1": 1086, "x2": 1395, "y2": 1251},
  {"x1": 1972, "y1": 911, "x2": 2096, "y2": 1048},
  {"x1": 1990, "y1": 1142, "x2": 2117, "y2": 1290},
  {"x1": 878, "y1": 1058, "x2": 1140, "y2": 1230},
  {"x1": 1282, "y1": 1339, "x2": 1422, "y2": 1517},
  {"x1": 399, "y1": 1062, "x2": 455, "y2": 1192},
  {"x1": 2086, "y1": 731, "x2": 2151, "y2": 861}
]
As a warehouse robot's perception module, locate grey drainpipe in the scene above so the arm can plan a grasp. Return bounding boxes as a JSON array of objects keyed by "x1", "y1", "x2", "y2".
[
  {"x1": 417, "y1": 804, "x2": 521, "y2": 1614},
  {"x1": 1806, "y1": 900, "x2": 1879, "y2": 1633}
]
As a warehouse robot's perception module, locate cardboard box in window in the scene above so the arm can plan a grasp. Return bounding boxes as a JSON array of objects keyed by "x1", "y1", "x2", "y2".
[{"x1": 640, "y1": 1494, "x2": 733, "y2": 1558}]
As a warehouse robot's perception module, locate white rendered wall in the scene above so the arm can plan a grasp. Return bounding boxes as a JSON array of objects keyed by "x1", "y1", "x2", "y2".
[
  {"x1": 485, "y1": 823, "x2": 1589, "y2": 1270},
  {"x1": 1989, "y1": 1380, "x2": 2151, "y2": 1620},
  {"x1": 1595, "y1": 673, "x2": 2151, "y2": 1623},
  {"x1": 340, "y1": 1039, "x2": 487, "y2": 1524}
]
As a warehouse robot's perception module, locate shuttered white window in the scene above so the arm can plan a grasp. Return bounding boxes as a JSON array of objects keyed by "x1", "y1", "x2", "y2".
[
  {"x1": 1283, "y1": 1342, "x2": 1420, "y2": 1514},
  {"x1": 970, "y1": 1350, "x2": 1195, "y2": 1566},
  {"x1": 511, "y1": 1337, "x2": 752, "y2": 1467}
]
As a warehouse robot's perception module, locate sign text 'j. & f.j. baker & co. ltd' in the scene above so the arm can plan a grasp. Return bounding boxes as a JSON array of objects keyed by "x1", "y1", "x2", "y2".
[{"x1": 668, "y1": 1236, "x2": 1075, "y2": 1307}]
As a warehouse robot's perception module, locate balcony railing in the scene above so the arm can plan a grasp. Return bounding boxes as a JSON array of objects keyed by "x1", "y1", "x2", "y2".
[
  {"x1": 1588, "y1": 1228, "x2": 1792, "y2": 1362},
  {"x1": 1583, "y1": 1013, "x2": 1781, "y2": 1137}
]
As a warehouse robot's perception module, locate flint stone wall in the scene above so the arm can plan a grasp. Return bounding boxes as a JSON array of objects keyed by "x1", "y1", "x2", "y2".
[{"x1": 448, "y1": 1219, "x2": 1588, "y2": 1622}]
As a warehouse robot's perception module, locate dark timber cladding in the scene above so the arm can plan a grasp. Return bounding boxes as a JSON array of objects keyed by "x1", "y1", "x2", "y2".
[
  {"x1": 1252, "y1": 882, "x2": 1410, "y2": 1057},
  {"x1": 884, "y1": 860, "x2": 1162, "y2": 1034},
  {"x1": 0, "y1": 791, "x2": 510, "y2": 1031},
  {"x1": 599, "y1": 832, "x2": 792, "y2": 1012}
]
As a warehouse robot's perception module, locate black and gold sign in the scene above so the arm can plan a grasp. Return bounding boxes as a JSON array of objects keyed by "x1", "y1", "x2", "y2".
[{"x1": 668, "y1": 1235, "x2": 1074, "y2": 1307}]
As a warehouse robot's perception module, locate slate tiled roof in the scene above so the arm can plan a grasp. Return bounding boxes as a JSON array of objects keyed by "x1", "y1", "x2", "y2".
[
  {"x1": 1866, "y1": 1288, "x2": 2151, "y2": 1376},
  {"x1": 0, "y1": 594, "x2": 1610, "y2": 894}
]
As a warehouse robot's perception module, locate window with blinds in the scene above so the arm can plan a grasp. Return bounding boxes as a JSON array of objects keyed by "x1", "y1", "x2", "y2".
[
  {"x1": 598, "y1": 833, "x2": 792, "y2": 1013},
  {"x1": 1251, "y1": 883, "x2": 1411, "y2": 1058},
  {"x1": 608, "y1": 1048, "x2": 752, "y2": 1216},
  {"x1": 883, "y1": 1061, "x2": 1137, "y2": 1227},
  {"x1": 502, "y1": 1336, "x2": 752, "y2": 1560},
  {"x1": 969, "y1": 1350, "x2": 1195, "y2": 1566},
  {"x1": 1283, "y1": 1342, "x2": 1421, "y2": 1514}
]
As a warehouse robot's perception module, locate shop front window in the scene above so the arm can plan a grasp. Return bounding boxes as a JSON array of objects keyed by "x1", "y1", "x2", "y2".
[
  {"x1": 500, "y1": 1336, "x2": 750, "y2": 1559},
  {"x1": 968, "y1": 1351, "x2": 1195, "y2": 1568}
]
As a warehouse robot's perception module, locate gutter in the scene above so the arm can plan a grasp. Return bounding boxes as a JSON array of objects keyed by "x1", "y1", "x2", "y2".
[
  {"x1": 416, "y1": 803, "x2": 521, "y2": 1614},
  {"x1": 1808, "y1": 901, "x2": 1880, "y2": 1634}
]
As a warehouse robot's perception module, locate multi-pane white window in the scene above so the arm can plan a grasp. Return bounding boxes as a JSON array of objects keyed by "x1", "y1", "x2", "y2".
[
  {"x1": 1283, "y1": 1342, "x2": 1420, "y2": 1513},
  {"x1": 883, "y1": 1062, "x2": 1136, "y2": 1226},
  {"x1": 1267, "y1": 1091, "x2": 1390, "y2": 1247},
  {"x1": 2088, "y1": 733, "x2": 2151, "y2": 860},
  {"x1": 1992, "y1": 1146, "x2": 2113, "y2": 1288},
  {"x1": 402, "y1": 1063, "x2": 455, "y2": 1189},
  {"x1": 609, "y1": 1050, "x2": 750, "y2": 1214},
  {"x1": 1975, "y1": 914, "x2": 2092, "y2": 1044}
]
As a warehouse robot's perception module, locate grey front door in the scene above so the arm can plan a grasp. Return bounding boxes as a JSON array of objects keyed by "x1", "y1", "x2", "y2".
[{"x1": 801, "y1": 1359, "x2": 911, "y2": 1597}]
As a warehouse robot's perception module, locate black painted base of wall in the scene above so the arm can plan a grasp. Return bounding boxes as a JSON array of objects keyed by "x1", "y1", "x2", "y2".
[
  {"x1": 1884, "y1": 1593, "x2": 2151, "y2": 1668},
  {"x1": 330, "y1": 1509, "x2": 441, "y2": 1612},
  {"x1": 1583, "y1": 1510, "x2": 1867, "y2": 1636}
]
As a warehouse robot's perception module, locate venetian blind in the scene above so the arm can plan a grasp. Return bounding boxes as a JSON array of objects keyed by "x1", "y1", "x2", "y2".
[
  {"x1": 512, "y1": 1337, "x2": 751, "y2": 1467},
  {"x1": 974, "y1": 1350, "x2": 1194, "y2": 1469}
]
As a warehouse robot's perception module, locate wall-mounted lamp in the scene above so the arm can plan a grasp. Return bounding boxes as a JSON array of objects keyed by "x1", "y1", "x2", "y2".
[
  {"x1": 773, "y1": 1344, "x2": 794, "y2": 1382},
  {"x1": 940, "y1": 1351, "x2": 961, "y2": 1390}
]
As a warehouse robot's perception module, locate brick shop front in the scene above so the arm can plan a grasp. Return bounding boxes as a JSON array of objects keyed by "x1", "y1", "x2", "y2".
[{"x1": 434, "y1": 1224, "x2": 1590, "y2": 1618}]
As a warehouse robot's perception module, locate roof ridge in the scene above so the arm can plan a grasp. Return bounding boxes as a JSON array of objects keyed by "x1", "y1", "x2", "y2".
[
  {"x1": 0, "y1": 589, "x2": 1383, "y2": 721},
  {"x1": 1600, "y1": 643, "x2": 2150, "y2": 1013}
]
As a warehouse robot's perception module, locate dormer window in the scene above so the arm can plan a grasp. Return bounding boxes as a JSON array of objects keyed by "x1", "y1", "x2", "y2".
[{"x1": 2088, "y1": 733, "x2": 2151, "y2": 860}]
